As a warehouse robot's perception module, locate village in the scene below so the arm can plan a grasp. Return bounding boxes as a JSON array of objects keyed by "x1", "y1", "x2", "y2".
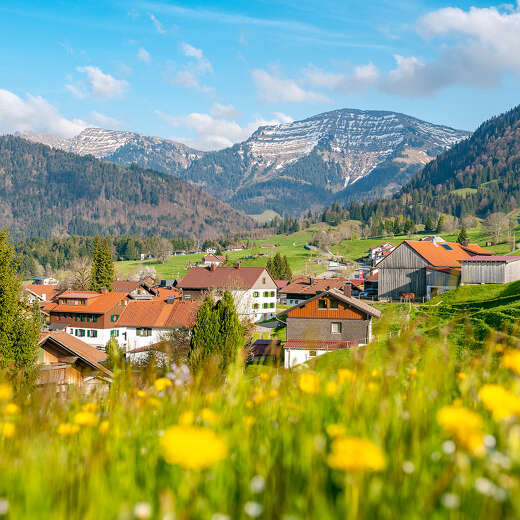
[{"x1": 24, "y1": 231, "x2": 520, "y2": 390}]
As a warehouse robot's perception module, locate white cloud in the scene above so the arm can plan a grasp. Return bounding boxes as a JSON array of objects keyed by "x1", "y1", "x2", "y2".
[
  {"x1": 272, "y1": 112, "x2": 293, "y2": 123},
  {"x1": 304, "y1": 63, "x2": 380, "y2": 93},
  {"x1": 0, "y1": 89, "x2": 87, "y2": 137},
  {"x1": 149, "y1": 13, "x2": 166, "y2": 34},
  {"x1": 252, "y1": 69, "x2": 329, "y2": 103},
  {"x1": 90, "y1": 111, "x2": 121, "y2": 129},
  {"x1": 156, "y1": 110, "x2": 292, "y2": 150},
  {"x1": 211, "y1": 103, "x2": 240, "y2": 118},
  {"x1": 181, "y1": 42, "x2": 203, "y2": 60},
  {"x1": 165, "y1": 43, "x2": 213, "y2": 93},
  {"x1": 65, "y1": 83, "x2": 87, "y2": 99},
  {"x1": 77, "y1": 66, "x2": 128, "y2": 99},
  {"x1": 137, "y1": 47, "x2": 151, "y2": 63}
]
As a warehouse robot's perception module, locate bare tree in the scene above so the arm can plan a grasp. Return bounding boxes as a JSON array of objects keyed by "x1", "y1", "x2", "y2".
[
  {"x1": 57, "y1": 257, "x2": 92, "y2": 290},
  {"x1": 138, "y1": 266, "x2": 157, "y2": 282},
  {"x1": 156, "y1": 238, "x2": 173, "y2": 264},
  {"x1": 485, "y1": 212, "x2": 509, "y2": 244}
]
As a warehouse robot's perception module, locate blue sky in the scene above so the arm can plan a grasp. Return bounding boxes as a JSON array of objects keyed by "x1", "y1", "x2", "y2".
[{"x1": 1, "y1": 0, "x2": 519, "y2": 149}]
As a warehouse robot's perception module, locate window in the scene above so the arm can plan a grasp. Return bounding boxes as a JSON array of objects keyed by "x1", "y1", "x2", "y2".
[
  {"x1": 110, "y1": 330, "x2": 120, "y2": 338},
  {"x1": 269, "y1": 303, "x2": 275, "y2": 308},
  {"x1": 253, "y1": 291, "x2": 259, "y2": 297},
  {"x1": 75, "y1": 329, "x2": 85, "y2": 337},
  {"x1": 318, "y1": 300, "x2": 327, "y2": 309},
  {"x1": 263, "y1": 291, "x2": 269, "y2": 297},
  {"x1": 111, "y1": 315, "x2": 119, "y2": 322},
  {"x1": 309, "y1": 350, "x2": 317, "y2": 357},
  {"x1": 253, "y1": 303, "x2": 259, "y2": 309},
  {"x1": 441, "y1": 244, "x2": 453, "y2": 251},
  {"x1": 93, "y1": 316, "x2": 98, "y2": 322},
  {"x1": 262, "y1": 278, "x2": 266, "y2": 284},
  {"x1": 87, "y1": 330, "x2": 98, "y2": 338},
  {"x1": 74, "y1": 315, "x2": 79, "y2": 321},
  {"x1": 136, "y1": 328, "x2": 152, "y2": 337},
  {"x1": 331, "y1": 322, "x2": 342, "y2": 334},
  {"x1": 270, "y1": 291, "x2": 275, "y2": 297},
  {"x1": 330, "y1": 300, "x2": 339, "y2": 309},
  {"x1": 263, "y1": 303, "x2": 268, "y2": 309},
  {"x1": 80, "y1": 315, "x2": 85, "y2": 322}
]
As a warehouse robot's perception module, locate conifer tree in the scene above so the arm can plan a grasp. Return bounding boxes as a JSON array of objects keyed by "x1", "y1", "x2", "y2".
[
  {"x1": 101, "y1": 238, "x2": 115, "y2": 290},
  {"x1": 188, "y1": 296, "x2": 219, "y2": 372},
  {"x1": 424, "y1": 216, "x2": 435, "y2": 233},
  {"x1": 216, "y1": 291, "x2": 243, "y2": 370},
  {"x1": 436, "y1": 215, "x2": 445, "y2": 234},
  {"x1": 90, "y1": 237, "x2": 114, "y2": 291},
  {"x1": 281, "y1": 255, "x2": 293, "y2": 280},
  {"x1": 0, "y1": 229, "x2": 41, "y2": 384},
  {"x1": 457, "y1": 225, "x2": 469, "y2": 245},
  {"x1": 89, "y1": 236, "x2": 103, "y2": 291}
]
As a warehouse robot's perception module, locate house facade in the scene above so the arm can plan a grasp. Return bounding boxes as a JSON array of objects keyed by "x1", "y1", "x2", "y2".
[
  {"x1": 377, "y1": 238, "x2": 491, "y2": 301},
  {"x1": 178, "y1": 265, "x2": 277, "y2": 322},
  {"x1": 461, "y1": 256, "x2": 520, "y2": 285},
  {"x1": 202, "y1": 254, "x2": 225, "y2": 267},
  {"x1": 282, "y1": 286, "x2": 381, "y2": 368},
  {"x1": 279, "y1": 277, "x2": 345, "y2": 306}
]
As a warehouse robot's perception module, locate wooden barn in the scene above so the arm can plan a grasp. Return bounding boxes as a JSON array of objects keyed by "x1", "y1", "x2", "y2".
[
  {"x1": 377, "y1": 239, "x2": 491, "y2": 301},
  {"x1": 461, "y1": 256, "x2": 520, "y2": 285}
]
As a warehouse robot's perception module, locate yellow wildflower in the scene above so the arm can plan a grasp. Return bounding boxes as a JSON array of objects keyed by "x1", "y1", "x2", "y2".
[
  {"x1": 137, "y1": 390, "x2": 147, "y2": 398},
  {"x1": 82, "y1": 402, "x2": 97, "y2": 412},
  {"x1": 206, "y1": 392, "x2": 215, "y2": 404},
  {"x1": 244, "y1": 416, "x2": 255, "y2": 427},
  {"x1": 437, "y1": 405, "x2": 485, "y2": 456},
  {"x1": 338, "y1": 369, "x2": 355, "y2": 384},
  {"x1": 200, "y1": 408, "x2": 218, "y2": 424},
  {"x1": 0, "y1": 422, "x2": 15, "y2": 438},
  {"x1": 298, "y1": 373, "x2": 319, "y2": 394},
  {"x1": 495, "y1": 345, "x2": 504, "y2": 353},
  {"x1": 502, "y1": 350, "x2": 520, "y2": 375},
  {"x1": 269, "y1": 389, "x2": 279, "y2": 399},
  {"x1": 368, "y1": 382, "x2": 378, "y2": 392},
  {"x1": 325, "y1": 381, "x2": 338, "y2": 396},
  {"x1": 147, "y1": 398, "x2": 162, "y2": 409},
  {"x1": 246, "y1": 400, "x2": 253, "y2": 409},
  {"x1": 259, "y1": 373, "x2": 270, "y2": 381},
  {"x1": 73, "y1": 411, "x2": 98, "y2": 427},
  {"x1": 154, "y1": 378, "x2": 172, "y2": 391},
  {"x1": 3, "y1": 403, "x2": 20, "y2": 416},
  {"x1": 371, "y1": 369, "x2": 381, "y2": 378},
  {"x1": 178, "y1": 411, "x2": 195, "y2": 426},
  {"x1": 457, "y1": 372, "x2": 467, "y2": 381},
  {"x1": 479, "y1": 384, "x2": 520, "y2": 420},
  {"x1": 57, "y1": 423, "x2": 80, "y2": 436},
  {"x1": 0, "y1": 383, "x2": 13, "y2": 402},
  {"x1": 253, "y1": 392, "x2": 265, "y2": 404},
  {"x1": 328, "y1": 437, "x2": 385, "y2": 471},
  {"x1": 99, "y1": 421, "x2": 110, "y2": 435},
  {"x1": 408, "y1": 367, "x2": 417, "y2": 376},
  {"x1": 160, "y1": 426, "x2": 227, "y2": 469},
  {"x1": 326, "y1": 424, "x2": 347, "y2": 438}
]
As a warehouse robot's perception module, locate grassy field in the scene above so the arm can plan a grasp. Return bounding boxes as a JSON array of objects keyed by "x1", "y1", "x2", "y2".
[{"x1": 3, "y1": 294, "x2": 520, "y2": 518}]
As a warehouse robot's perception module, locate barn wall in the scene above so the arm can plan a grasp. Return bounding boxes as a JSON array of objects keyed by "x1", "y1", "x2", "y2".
[
  {"x1": 287, "y1": 317, "x2": 370, "y2": 344},
  {"x1": 505, "y1": 261, "x2": 520, "y2": 283},
  {"x1": 461, "y1": 262, "x2": 506, "y2": 284}
]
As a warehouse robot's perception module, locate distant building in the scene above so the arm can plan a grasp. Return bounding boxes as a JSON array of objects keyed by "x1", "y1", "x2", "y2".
[
  {"x1": 32, "y1": 276, "x2": 59, "y2": 286},
  {"x1": 260, "y1": 243, "x2": 277, "y2": 248},
  {"x1": 461, "y1": 256, "x2": 520, "y2": 285},
  {"x1": 23, "y1": 284, "x2": 61, "y2": 305},
  {"x1": 279, "y1": 277, "x2": 345, "y2": 306},
  {"x1": 249, "y1": 339, "x2": 282, "y2": 364},
  {"x1": 178, "y1": 265, "x2": 277, "y2": 322},
  {"x1": 368, "y1": 242, "x2": 395, "y2": 265},
  {"x1": 202, "y1": 254, "x2": 225, "y2": 267},
  {"x1": 280, "y1": 284, "x2": 381, "y2": 368}
]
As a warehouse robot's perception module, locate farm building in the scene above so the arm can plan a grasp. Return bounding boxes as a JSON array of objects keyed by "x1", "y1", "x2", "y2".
[
  {"x1": 377, "y1": 238, "x2": 491, "y2": 301},
  {"x1": 460, "y1": 256, "x2": 520, "y2": 285},
  {"x1": 279, "y1": 284, "x2": 381, "y2": 368}
]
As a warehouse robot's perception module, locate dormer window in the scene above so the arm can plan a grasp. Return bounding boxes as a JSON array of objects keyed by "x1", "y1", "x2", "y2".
[
  {"x1": 330, "y1": 300, "x2": 339, "y2": 309},
  {"x1": 318, "y1": 300, "x2": 327, "y2": 309}
]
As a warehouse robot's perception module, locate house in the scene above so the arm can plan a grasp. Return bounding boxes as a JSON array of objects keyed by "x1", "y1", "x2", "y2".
[
  {"x1": 23, "y1": 284, "x2": 61, "y2": 305},
  {"x1": 177, "y1": 264, "x2": 277, "y2": 322},
  {"x1": 279, "y1": 277, "x2": 345, "y2": 306},
  {"x1": 46, "y1": 289, "x2": 130, "y2": 348},
  {"x1": 260, "y1": 243, "x2": 277, "y2": 249},
  {"x1": 205, "y1": 247, "x2": 217, "y2": 254},
  {"x1": 368, "y1": 243, "x2": 395, "y2": 265},
  {"x1": 280, "y1": 284, "x2": 381, "y2": 368},
  {"x1": 461, "y1": 256, "x2": 520, "y2": 285},
  {"x1": 227, "y1": 244, "x2": 245, "y2": 252},
  {"x1": 32, "y1": 275, "x2": 59, "y2": 285},
  {"x1": 38, "y1": 331, "x2": 112, "y2": 391},
  {"x1": 249, "y1": 339, "x2": 282, "y2": 364},
  {"x1": 116, "y1": 299, "x2": 200, "y2": 352},
  {"x1": 377, "y1": 238, "x2": 491, "y2": 301},
  {"x1": 202, "y1": 254, "x2": 225, "y2": 267}
]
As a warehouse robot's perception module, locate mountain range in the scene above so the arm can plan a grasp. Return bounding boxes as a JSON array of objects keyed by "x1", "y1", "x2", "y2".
[{"x1": 19, "y1": 108, "x2": 469, "y2": 216}]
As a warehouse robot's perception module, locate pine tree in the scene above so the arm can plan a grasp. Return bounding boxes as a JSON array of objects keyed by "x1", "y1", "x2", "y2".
[
  {"x1": 89, "y1": 236, "x2": 103, "y2": 291},
  {"x1": 0, "y1": 229, "x2": 41, "y2": 384},
  {"x1": 188, "y1": 296, "x2": 219, "y2": 372},
  {"x1": 281, "y1": 255, "x2": 293, "y2": 280},
  {"x1": 436, "y1": 215, "x2": 445, "y2": 234},
  {"x1": 457, "y1": 225, "x2": 469, "y2": 245},
  {"x1": 425, "y1": 216, "x2": 435, "y2": 233},
  {"x1": 216, "y1": 291, "x2": 243, "y2": 371},
  {"x1": 89, "y1": 237, "x2": 114, "y2": 291},
  {"x1": 101, "y1": 238, "x2": 114, "y2": 290},
  {"x1": 273, "y1": 253, "x2": 283, "y2": 279}
]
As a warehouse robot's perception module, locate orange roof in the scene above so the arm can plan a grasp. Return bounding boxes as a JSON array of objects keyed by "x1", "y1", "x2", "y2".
[
  {"x1": 280, "y1": 277, "x2": 345, "y2": 296},
  {"x1": 403, "y1": 240, "x2": 492, "y2": 267},
  {"x1": 152, "y1": 288, "x2": 182, "y2": 301},
  {"x1": 112, "y1": 280, "x2": 142, "y2": 293},
  {"x1": 24, "y1": 284, "x2": 61, "y2": 301},
  {"x1": 117, "y1": 300, "x2": 200, "y2": 328},
  {"x1": 46, "y1": 290, "x2": 127, "y2": 314},
  {"x1": 178, "y1": 266, "x2": 269, "y2": 290}
]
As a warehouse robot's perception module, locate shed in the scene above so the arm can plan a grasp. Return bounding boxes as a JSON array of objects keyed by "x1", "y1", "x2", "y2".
[{"x1": 460, "y1": 256, "x2": 520, "y2": 285}]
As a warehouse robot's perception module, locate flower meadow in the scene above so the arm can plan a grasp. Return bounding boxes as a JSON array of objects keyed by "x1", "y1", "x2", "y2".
[{"x1": 2, "y1": 325, "x2": 520, "y2": 519}]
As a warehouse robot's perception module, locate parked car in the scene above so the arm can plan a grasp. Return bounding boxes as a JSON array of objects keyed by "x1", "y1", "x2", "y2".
[{"x1": 359, "y1": 289, "x2": 378, "y2": 299}]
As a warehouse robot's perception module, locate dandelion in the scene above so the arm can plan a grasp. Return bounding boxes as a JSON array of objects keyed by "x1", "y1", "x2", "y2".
[
  {"x1": 0, "y1": 422, "x2": 15, "y2": 438},
  {"x1": 437, "y1": 405, "x2": 485, "y2": 456},
  {"x1": 402, "y1": 461, "x2": 415, "y2": 474},
  {"x1": 325, "y1": 381, "x2": 338, "y2": 396},
  {"x1": 147, "y1": 398, "x2": 162, "y2": 409},
  {"x1": 326, "y1": 424, "x2": 347, "y2": 438},
  {"x1": 244, "y1": 416, "x2": 255, "y2": 427},
  {"x1": 133, "y1": 502, "x2": 152, "y2": 519},
  {"x1": 371, "y1": 369, "x2": 380, "y2": 378},
  {"x1": 441, "y1": 493, "x2": 460, "y2": 509},
  {"x1": 327, "y1": 437, "x2": 385, "y2": 471},
  {"x1": 82, "y1": 402, "x2": 97, "y2": 413},
  {"x1": 457, "y1": 372, "x2": 467, "y2": 380},
  {"x1": 269, "y1": 389, "x2": 279, "y2": 399},
  {"x1": 73, "y1": 411, "x2": 98, "y2": 427},
  {"x1": 3, "y1": 403, "x2": 19, "y2": 416},
  {"x1": 137, "y1": 390, "x2": 147, "y2": 398},
  {"x1": 160, "y1": 426, "x2": 227, "y2": 469},
  {"x1": 408, "y1": 367, "x2": 417, "y2": 376},
  {"x1": 99, "y1": 420, "x2": 110, "y2": 435},
  {"x1": 259, "y1": 373, "x2": 270, "y2": 381},
  {"x1": 200, "y1": 408, "x2": 218, "y2": 424},
  {"x1": 244, "y1": 501, "x2": 262, "y2": 518},
  {"x1": 57, "y1": 423, "x2": 80, "y2": 436},
  {"x1": 338, "y1": 369, "x2": 355, "y2": 384},
  {"x1": 252, "y1": 392, "x2": 265, "y2": 404},
  {"x1": 479, "y1": 385, "x2": 520, "y2": 420},
  {"x1": 502, "y1": 350, "x2": 520, "y2": 375},
  {"x1": 298, "y1": 373, "x2": 319, "y2": 394},
  {"x1": 0, "y1": 384, "x2": 12, "y2": 402},
  {"x1": 0, "y1": 498, "x2": 9, "y2": 515},
  {"x1": 250, "y1": 475, "x2": 266, "y2": 493},
  {"x1": 178, "y1": 410, "x2": 195, "y2": 426},
  {"x1": 154, "y1": 378, "x2": 172, "y2": 391},
  {"x1": 367, "y1": 382, "x2": 378, "y2": 392}
]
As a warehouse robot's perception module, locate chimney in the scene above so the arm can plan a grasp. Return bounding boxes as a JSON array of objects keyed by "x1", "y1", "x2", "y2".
[
  {"x1": 343, "y1": 282, "x2": 352, "y2": 298},
  {"x1": 235, "y1": 262, "x2": 241, "y2": 269},
  {"x1": 101, "y1": 287, "x2": 108, "y2": 295},
  {"x1": 210, "y1": 264, "x2": 217, "y2": 271},
  {"x1": 309, "y1": 277, "x2": 315, "y2": 285}
]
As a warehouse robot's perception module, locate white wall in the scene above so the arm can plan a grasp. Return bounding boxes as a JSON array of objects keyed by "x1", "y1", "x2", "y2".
[
  {"x1": 233, "y1": 288, "x2": 277, "y2": 322},
  {"x1": 284, "y1": 349, "x2": 329, "y2": 368},
  {"x1": 121, "y1": 327, "x2": 168, "y2": 351},
  {"x1": 64, "y1": 326, "x2": 118, "y2": 350}
]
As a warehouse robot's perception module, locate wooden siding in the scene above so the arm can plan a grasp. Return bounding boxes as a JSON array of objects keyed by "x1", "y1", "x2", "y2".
[
  {"x1": 287, "y1": 317, "x2": 370, "y2": 344},
  {"x1": 49, "y1": 301, "x2": 127, "y2": 329},
  {"x1": 288, "y1": 296, "x2": 364, "y2": 319},
  {"x1": 461, "y1": 261, "x2": 520, "y2": 284},
  {"x1": 378, "y1": 243, "x2": 428, "y2": 300}
]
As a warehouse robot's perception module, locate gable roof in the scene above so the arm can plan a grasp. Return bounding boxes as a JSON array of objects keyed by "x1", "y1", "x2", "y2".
[
  {"x1": 177, "y1": 266, "x2": 270, "y2": 290},
  {"x1": 39, "y1": 331, "x2": 112, "y2": 377},
  {"x1": 46, "y1": 290, "x2": 127, "y2": 314},
  {"x1": 203, "y1": 254, "x2": 225, "y2": 262},
  {"x1": 24, "y1": 284, "x2": 61, "y2": 301},
  {"x1": 279, "y1": 277, "x2": 345, "y2": 296},
  {"x1": 278, "y1": 288, "x2": 381, "y2": 318},
  {"x1": 117, "y1": 300, "x2": 200, "y2": 328}
]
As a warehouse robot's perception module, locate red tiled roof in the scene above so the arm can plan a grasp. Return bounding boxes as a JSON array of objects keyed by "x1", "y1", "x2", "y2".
[
  {"x1": 402, "y1": 241, "x2": 492, "y2": 267},
  {"x1": 24, "y1": 284, "x2": 61, "y2": 301},
  {"x1": 275, "y1": 280, "x2": 289, "y2": 289},
  {"x1": 349, "y1": 279, "x2": 364, "y2": 287},
  {"x1": 112, "y1": 280, "x2": 142, "y2": 292},
  {"x1": 279, "y1": 277, "x2": 345, "y2": 296},
  {"x1": 117, "y1": 300, "x2": 200, "y2": 328},
  {"x1": 203, "y1": 254, "x2": 225, "y2": 262},
  {"x1": 365, "y1": 273, "x2": 378, "y2": 282},
  {"x1": 178, "y1": 266, "x2": 270, "y2": 290},
  {"x1": 284, "y1": 340, "x2": 357, "y2": 350},
  {"x1": 460, "y1": 255, "x2": 520, "y2": 262},
  {"x1": 46, "y1": 291, "x2": 127, "y2": 313}
]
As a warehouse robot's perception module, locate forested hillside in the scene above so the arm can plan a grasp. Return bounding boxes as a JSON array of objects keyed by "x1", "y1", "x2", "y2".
[
  {"x1": 0, "y1": 136, "x2": 255, "y2": 238},
  {"x1": 348, "y1": 105, "x2": 520, "y2": 223}
]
